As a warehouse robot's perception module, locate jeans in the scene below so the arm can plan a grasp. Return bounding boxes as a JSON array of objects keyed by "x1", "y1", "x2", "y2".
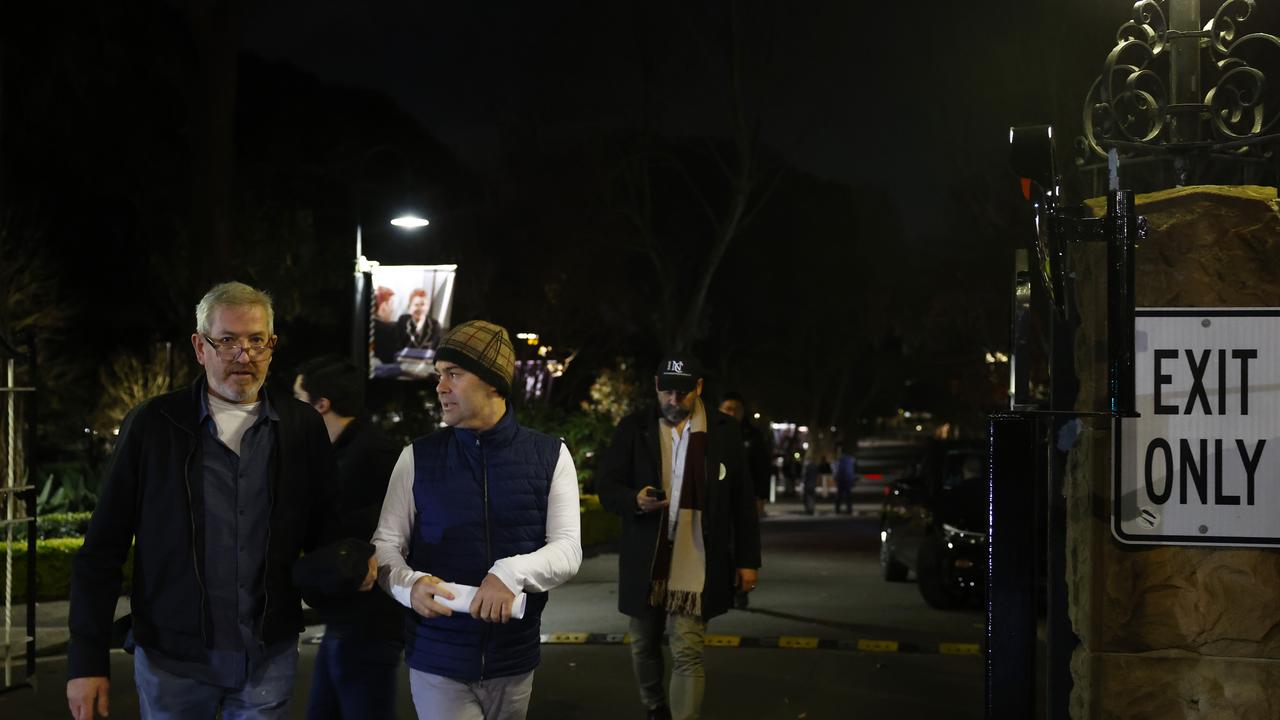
[
  {"x1": 408, "y1": 668, "x2": 535, "y2": 720},
  {"x1": 628, "y1": 609, "x2": 707, "y2": 720},
  {"x1": 133, "y1": 643, "x2": 298, "y2": 720},
  {"x1": 834, "y1": 485, "x2": 853, "y2": 514},
  {"x1": 306, "y1": 631, "x2": 404, "y2": 720}
]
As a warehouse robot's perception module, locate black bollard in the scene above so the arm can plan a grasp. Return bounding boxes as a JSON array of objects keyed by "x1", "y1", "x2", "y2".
[{"x1": 986, "y1": 413, "x2": 1039, "y2": 719}]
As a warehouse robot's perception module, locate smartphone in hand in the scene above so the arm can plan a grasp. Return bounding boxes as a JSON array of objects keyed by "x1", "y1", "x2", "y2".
[{"x1": 646, "y1": 487, "x2": 667, "y2": 501}]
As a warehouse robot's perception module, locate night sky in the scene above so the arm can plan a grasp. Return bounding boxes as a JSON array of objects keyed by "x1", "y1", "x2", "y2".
[{"x1": 4, "y1": 0, "x2": 1276, "y2": 445}]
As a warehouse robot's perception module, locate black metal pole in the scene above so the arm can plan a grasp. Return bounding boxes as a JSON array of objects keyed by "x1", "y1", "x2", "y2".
[
  {"x1": 351, "y1": 270, "x2": 370, "y2": 378},
  {"x1": 1107, "y1": 189, "x2": 1137, "y2": 417},
  {"x1": 987, "y1": 413, "x2": 1039, "y2": 719}
]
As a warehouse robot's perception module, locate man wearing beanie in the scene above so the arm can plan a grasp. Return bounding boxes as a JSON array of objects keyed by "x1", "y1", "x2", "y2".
[
  {"x1": 371, "y1": 320, "x2": 582, "y2": 720},
  {"x1": 598, "y1": 353, "x2": 761, "y2": 720}
]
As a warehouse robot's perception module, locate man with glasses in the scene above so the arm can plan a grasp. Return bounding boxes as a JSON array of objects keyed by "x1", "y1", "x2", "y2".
[
  {"x1": 598, "y1": 353, "x2": 761, "y2": 720},
  {"x1": 67, "y1": 281, "x2": 377, "y2": 720}
]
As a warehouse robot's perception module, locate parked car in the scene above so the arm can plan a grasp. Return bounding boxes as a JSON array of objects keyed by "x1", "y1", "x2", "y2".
[
  {"x1": 851, "y1": 435, "x2": 934, "y2": 503},
  {"x1": 878, "y1": 441, "x2": 987, "y2": 609}
]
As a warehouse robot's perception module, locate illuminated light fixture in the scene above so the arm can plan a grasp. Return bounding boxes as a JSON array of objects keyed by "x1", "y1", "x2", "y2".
[
  {"x1": 390, "y1": 215, "x2": 430, "y2": 228},
  {"x1": 753, "y1": 412, "x2": 761, "y2": 420},
  {"x1": 915, "y1": 424, "x2": 924, "y2": 432},
  {"x1": 903, "y1": 411, "x2": 912, "y2": 418},
  {"x1": 516, "y1": 332, "x2": 540, "y2": 346},
  {"x1": 797, "y1": 425, "x2": 809, "y2": 433}
]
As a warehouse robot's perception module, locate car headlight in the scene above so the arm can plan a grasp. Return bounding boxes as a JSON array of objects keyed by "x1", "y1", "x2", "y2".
[{"x1": 941, "y1": 523, "x2": 986, "y2": 545}]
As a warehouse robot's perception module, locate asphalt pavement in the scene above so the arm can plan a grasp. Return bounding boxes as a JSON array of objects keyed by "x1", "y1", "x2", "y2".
[{"x1": 0, "y1": 496, "x2": 985, "y2": 719}]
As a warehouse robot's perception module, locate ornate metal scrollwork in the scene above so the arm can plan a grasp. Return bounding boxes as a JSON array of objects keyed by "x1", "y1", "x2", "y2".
[{"x1": 1077, "y1": 0, "x2": 1279, "y2": 166}]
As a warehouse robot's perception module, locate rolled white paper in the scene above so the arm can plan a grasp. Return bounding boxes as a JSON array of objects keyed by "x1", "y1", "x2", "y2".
[{"x1": 435, "y1": 581, "x2": 527, "y2": 620}]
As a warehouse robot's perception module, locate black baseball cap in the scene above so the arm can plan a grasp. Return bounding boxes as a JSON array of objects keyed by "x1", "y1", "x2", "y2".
[{"x1": 655, "y1": 353, "x2": 701, "y2": 393}]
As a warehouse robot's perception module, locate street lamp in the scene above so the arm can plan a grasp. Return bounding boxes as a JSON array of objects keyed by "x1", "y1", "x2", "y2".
[{"x1": 352, "y1": 214, "x2": 430, "y2": 370}]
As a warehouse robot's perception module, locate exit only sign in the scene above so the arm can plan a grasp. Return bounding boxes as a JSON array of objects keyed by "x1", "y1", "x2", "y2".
[{"x1": 1113, "y1": 308, "x2": 1280, "y2": 546}]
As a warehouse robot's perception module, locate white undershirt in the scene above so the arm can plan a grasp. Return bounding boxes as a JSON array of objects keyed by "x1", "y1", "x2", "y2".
[
  {"x1": 371, "y1": 443, "x2": 582, "y2": 608},
  {"x1": 667, "y1": 421, "x2": 691, "y2": 540},
  {"x1": 206, "y1": 394, "x2": 262, "y2": 455}
]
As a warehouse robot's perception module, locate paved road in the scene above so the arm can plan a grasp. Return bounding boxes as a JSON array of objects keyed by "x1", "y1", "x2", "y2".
[{"x1": 1, "y1": 499, "x2": 985, "y2": 719}]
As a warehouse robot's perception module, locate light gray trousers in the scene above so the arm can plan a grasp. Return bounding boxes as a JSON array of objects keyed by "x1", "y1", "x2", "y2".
[
  {"x1": 628, "y1": 610, "x2": 708, "y2": 720},
  {"x1": 408, "y1": 669, "x2": 535, "y2": 720}
]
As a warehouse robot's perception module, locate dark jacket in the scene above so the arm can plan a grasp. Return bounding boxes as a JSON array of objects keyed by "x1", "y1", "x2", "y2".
[
  {"x1": 404, "y1": 407, "x2": 561, "y2": 681},
  {"x1": 598, "y1": 404, "x2": 761, "y2": 620},
  {"x1": 68, "y1": 379, "x2": 345, "y2": 679},
  {"x1": 740, "y1": 420, "x2": 773, "y2": 500},
  {"x1": 299, "y1": 417, "x2": 405, "y2": 642}
]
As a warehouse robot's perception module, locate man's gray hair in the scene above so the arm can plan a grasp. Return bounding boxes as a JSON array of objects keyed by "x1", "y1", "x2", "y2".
[{"x1": 195, "y1": 282, "x2": 275, "y2": 335}]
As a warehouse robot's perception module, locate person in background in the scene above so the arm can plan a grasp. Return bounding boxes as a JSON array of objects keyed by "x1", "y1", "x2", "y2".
[
  {"x1": 832, "y1": 443, "x2": 857, "y2": 515},
  {"x1": 718, "y1": 391, "x2": 771, "y2": 609},
  {"x1": 717, "y1": 392, "x2": 772, "y2": 517},
  {"x1": 293, "y1": 356, "x2": 405, "y2": 720},
  {"x1": 599, "y1": 353, "x2": 761, "y2": 720}
]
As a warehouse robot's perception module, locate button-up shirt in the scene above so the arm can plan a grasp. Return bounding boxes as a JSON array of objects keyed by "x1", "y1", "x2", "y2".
[{"x1": 144, "y1": 390, "x2": 281, "y2": 688}]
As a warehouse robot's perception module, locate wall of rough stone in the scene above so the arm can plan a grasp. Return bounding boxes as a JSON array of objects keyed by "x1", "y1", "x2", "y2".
[{"x1": 1067, "y1": 186, "x2": 1280, "y2": 719}]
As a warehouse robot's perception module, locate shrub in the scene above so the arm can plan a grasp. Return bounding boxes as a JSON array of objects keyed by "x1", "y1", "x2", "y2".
[
  {"x1": 519, "y1": 405, "x2": 616, "y2": 492},
  {"x1": 0, "y1": 537, "x2": 132, "y2": 602},
  {"x1": 37, "y1": 511, "x2": 92, "y2": 540},
  {"x1": 580, "y1": 494, "x2": 620, "y2": 548}
]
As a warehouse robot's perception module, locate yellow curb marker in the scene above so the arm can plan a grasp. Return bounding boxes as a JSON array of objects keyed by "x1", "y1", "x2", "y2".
[
  {"x1": 545, "y1": 632, "x2": 588, "y2": 644},
  {"x1": 705, "y1": 635, "x2": 742, "y2": 648},
  {"x1": 856, "y1": 639, "x2": 899, "y2": 653},
  {"x1": 938, "y1": 643, "x2": 981, "y2": 655},
  {"x1": 779, "y1": 636, "x2": 819, "y2": 649}
]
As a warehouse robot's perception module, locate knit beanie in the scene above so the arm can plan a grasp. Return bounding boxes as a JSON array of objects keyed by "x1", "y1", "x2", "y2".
[{"x1": 434, "y1": 320, "x2": 516, "y2": 396}]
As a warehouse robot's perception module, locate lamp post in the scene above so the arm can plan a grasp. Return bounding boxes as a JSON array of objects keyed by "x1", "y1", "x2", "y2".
[{"x1": 351, "y1": 214, "x2": 430, "y2": 373}]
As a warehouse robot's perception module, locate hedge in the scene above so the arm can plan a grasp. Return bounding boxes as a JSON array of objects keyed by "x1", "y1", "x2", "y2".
[
  {"x1": 580, "y1": 494, "x2": 621, "y2": 548},
  {"x1": 38, "y1": 511, "x2": 93, "y2": 540},
  {"x1": 0, "y1": 537, "x2": 134, "y2": 603}
]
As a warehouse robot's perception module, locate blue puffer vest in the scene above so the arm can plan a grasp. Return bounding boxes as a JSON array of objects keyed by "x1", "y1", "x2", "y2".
[{"x1": 405, "y1": 406, "x2": 561, "y2": 681}]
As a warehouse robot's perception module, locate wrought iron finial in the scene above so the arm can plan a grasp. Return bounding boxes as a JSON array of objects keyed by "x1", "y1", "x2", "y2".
[{"x1": 1076, "y1": 0, "x2": 1280, "y2": 179}]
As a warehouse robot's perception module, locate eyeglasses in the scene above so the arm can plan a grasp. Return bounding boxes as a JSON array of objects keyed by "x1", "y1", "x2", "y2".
[{"x1": 202, "y1": 334, "x2": 277, "y2": 362}]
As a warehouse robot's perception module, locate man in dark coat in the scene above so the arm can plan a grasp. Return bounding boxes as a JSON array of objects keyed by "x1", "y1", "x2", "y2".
[
  {"x1": 598, "y1": 354, "x2": 762, "y2": 720},
  {"x1": 293, "y1": 356, "x2": 405, "y2": 720},
  {"x1": 66, "y1": 282, "x2": 377, "y2": 720}
]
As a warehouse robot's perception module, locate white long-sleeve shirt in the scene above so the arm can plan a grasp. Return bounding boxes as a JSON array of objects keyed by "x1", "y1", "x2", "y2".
[{"x1": 372, "y1": 442, "x2": 582, "y2": 609}]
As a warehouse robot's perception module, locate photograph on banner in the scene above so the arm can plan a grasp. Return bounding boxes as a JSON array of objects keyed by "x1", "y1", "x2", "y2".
[{"x1": 368, "y1": 264, "x2": 457, "y2": 380}]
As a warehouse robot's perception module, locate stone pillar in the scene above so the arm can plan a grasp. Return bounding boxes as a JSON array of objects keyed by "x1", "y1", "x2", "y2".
[{"x1": 1067, "y1": 186, "x2": 1280, "y2": 718}]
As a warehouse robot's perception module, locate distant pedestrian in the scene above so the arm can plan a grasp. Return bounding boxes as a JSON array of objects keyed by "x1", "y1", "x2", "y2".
[
  {"x1": 833, "y1": 444, "x2": 856, "y2": 515},
  {"x1": 67, "y1": 281, "x2": 376, "y2": 720},
  {"x1": 719, "y1": 391, "x2": 771, "y2": 610},
  {"x1": 599, "y1": 353, "x2": 761, "y2": 720},
  {"x1": 293, "y1": 356, "x2": 404, "y2": 720},
  {"x1": 717, "y1": 392, "x2": 772, "y2": 517},
  {"x1": 802, "y1": 454, "x2": 831, "y2": 515},
  {"x1": 371, "y1": 320, "x2": 582, "y2": 720}
]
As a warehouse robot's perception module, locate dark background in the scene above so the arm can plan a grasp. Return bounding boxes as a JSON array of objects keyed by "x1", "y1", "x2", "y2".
[{"x1": 3, "y1": 1, "x2": 1277, "y2": 467}]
